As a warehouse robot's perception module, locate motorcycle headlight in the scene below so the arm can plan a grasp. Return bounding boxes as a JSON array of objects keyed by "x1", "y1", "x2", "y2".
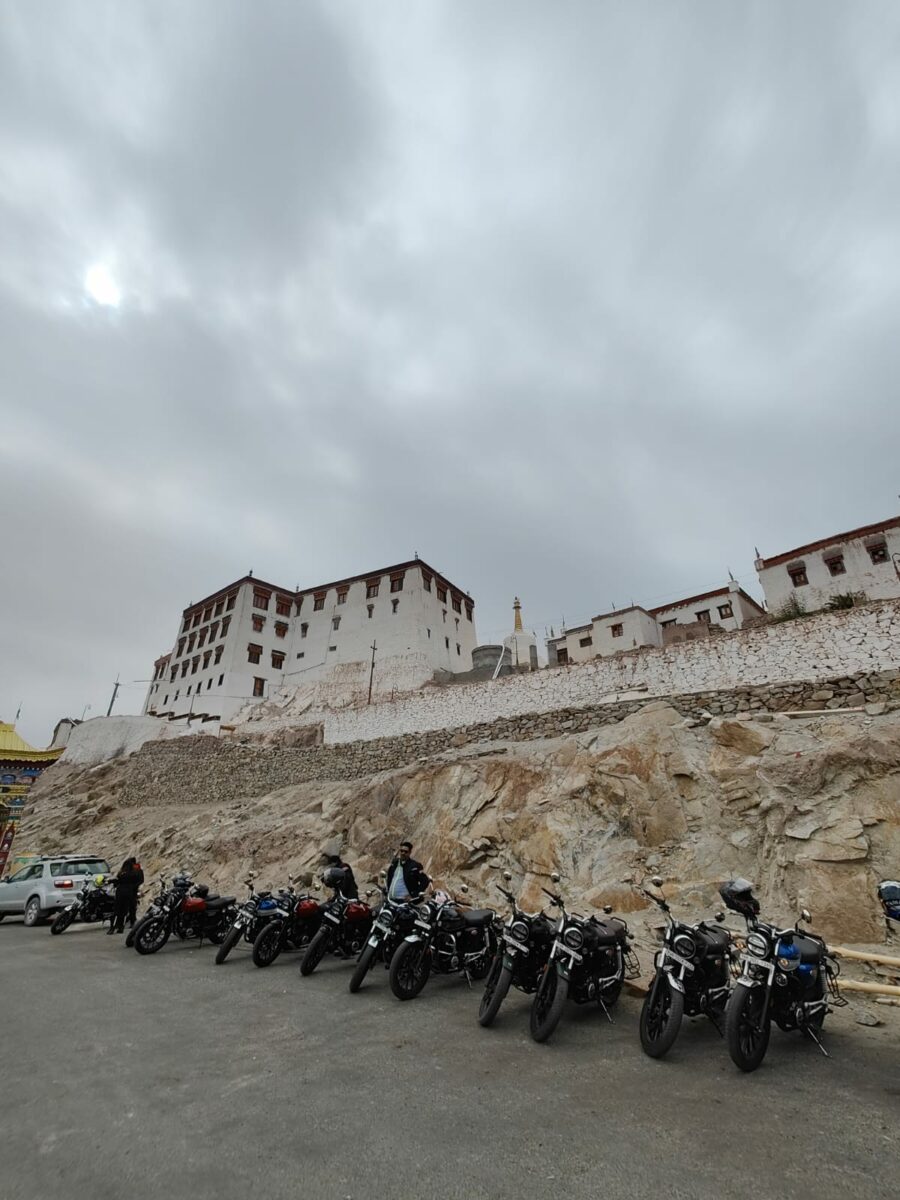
[
  {"x1": 563, "y1": 926, "x2": 584, "y2": 950},
  {"x1": 673, "y1": 933, "x2": 696, "y2": 959},
  {"x1": 776, "y1": 955, "x2": 799, "y2": 971},
  {"x1": 379, "y1": 909, "x2": 394, "y2": 925},
  {"x1": 747, "y1": 931, "x2": 769, "y2": 958},
  {"x1": 509, "y1": 920, "x2": 529, "y2": 943}
]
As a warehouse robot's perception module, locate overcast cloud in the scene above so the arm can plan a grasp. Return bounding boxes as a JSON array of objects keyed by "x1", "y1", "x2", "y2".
[{"x1": 3, "y1": 1, "x2": 900, "y2": 746}]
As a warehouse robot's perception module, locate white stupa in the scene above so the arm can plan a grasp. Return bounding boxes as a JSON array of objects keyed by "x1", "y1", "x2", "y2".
[{"x1": 504, "y1": 597, "x2": 539, "y2": 671}]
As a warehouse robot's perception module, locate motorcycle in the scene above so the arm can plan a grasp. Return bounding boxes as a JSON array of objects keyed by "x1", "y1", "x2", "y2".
[
  {"x1": 529, "y1": 872, "x2": 639, "y2": 1044},
  {"x1": 215, "y1": 873, "x2": 290, "y2": 965},
  {"x1": 252, "y1": 882, "x2": 322, "y2": 967},
  {"x1": 50, "y1": 874, "x2": 118, "y2": 934},
  {"x1": 478, "y1": 871, "x2": 555, "y2": 1027},
  {"x1": 721, "y1": 877, "x2": 845, "y2": 1072},
  {"x1": 126, "y1": 872, "x2": 188, "y2": 948},
  {"x1": 638, "y1": 875, "x2": 734, "y2": 1058},
  {"x1": 299, "y1": 885, "x2": 374, "y2": 976},
  {"x1": 133, "y1": 877, "x2": 237, "y2": 956},
  {"x1": 388, "y1": 885, "x2": 497, "y2": 1001},
  {"x1": 347, "y1": 881, "x2": 425, "y2": 993}
]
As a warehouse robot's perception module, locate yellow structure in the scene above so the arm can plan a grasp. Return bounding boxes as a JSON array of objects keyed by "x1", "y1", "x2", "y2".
[{"x1": 0, "y1": 723, "x2": 63, "y2": 874}]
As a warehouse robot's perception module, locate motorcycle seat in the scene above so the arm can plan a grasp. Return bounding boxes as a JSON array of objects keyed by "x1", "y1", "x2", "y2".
[
  {"x1": 206, "y1": 896, "x2": 236, "y2": 909},
  {"x1": 587, "y1": 917, "x2": 627, "y2": 947},
  {"x1": 462, "y1": 909, "x2": 495, "y2": 927}
]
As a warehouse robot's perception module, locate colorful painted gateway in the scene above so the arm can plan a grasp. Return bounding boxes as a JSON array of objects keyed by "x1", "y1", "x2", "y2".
[{"x1": 0, "y1": 723, "x2": 63, "y2": 875}]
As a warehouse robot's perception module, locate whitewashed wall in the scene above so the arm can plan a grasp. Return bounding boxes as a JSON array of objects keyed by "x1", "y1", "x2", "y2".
[{"x1": 758, "y1": 526, "x2": 900, "y2": 613}]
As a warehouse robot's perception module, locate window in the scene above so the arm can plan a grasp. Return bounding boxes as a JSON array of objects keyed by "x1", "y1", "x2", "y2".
[
  {"x1": 556, "y1": 648, "x2": 569, "y2": 664},
  {"x1": 275, "y1": 621, "x2": 288, "y2": 638},
  {"x1": 442, "y1": 610, "x2": 447, "y2": 623},
  {"x1": 163, "y1": 695, "x2": 168, "y2": 706},
  {"x1": 465, "y1": 602, "x2": 473, "y2": 622},
  {"x1": 300, "y1": 622, "x2": 308, "y2": 638},
  {"x1": 271, "y1": 651, "x2": 285, "y2": 669},
  {"x1": 221, "y1": 616, "x2": 231, "y2": 636},
  {"x1": 427, "y1": 628, "x2": 431, "y2": 638},
  {"x1": 868, "y1": 542, "x2": 889, "y2": 565},
  {"x1": 174, "y1": 690, "x2": 179, "y2": 700},
  {"x1": 455, "y1": 618, "x2": 459, "y2": 631},
  {"x1": 248, "y1": 643, "x2": 262, "y2": 664},
  {"x1": 203, "y1": 650, "x2": 212, "y2": 669},
  {"x1": 445, "y1": 636, "x2": 450, "y2": 649},
  {"x1": 718, "y1": 603, "x2": 733, "y2": 619},
  {"x1": 661, "y1": 619, "x2": 676, "y2": 628},
  {"x1": 251, "y1": 614, "x2": 265, "y2": 633},
  {"x1": 437, "y1": 585, "x2": 447, "y2": 603},
  {"x1": 695, "y1": 610, "x2": 711, "y2": 624},
  {"x1": 207, "y1": 679, "x2": 212, "y2": 690},
  {"x1": 186, "y1": 685, "x2": 191, "y2": 695},
  {"x1": 214, "y1": 600, "x2": 224, "y2": 617},
  {"x1": 192, "y1": 611, "x2": 201, "y2": 628},
  {"x1": 203, "y1": 606, "x2": 212, "y2": 622},
  {"x1": 253, "y1": 589, "x2": 270, "y2": 611},
  {"x1": 328, "y1": 645, "x2": 337, "y2": 652},
  {"x1": 456, "y1": 643, "x2": 461, "y2": 655},
  {"x1": 191, "y1": 656, "x2": 199, "y2": 674},
  {"x1": 313, "y1": 593, "x2": 325, "y2": 611},
  {"x1": 218, "y1": 674, "x2": 224, "y2": 686},
  {"x1": 226, "y1": 592, "x2": 236, "y2": 610},
  {"x1": 295, "y1": 596, "x2": 304, "y2": 614},
  {"x1": 296, "y1": 652, "x2": 305, "y2": 659},
  {"x1": 336, "y1": 588, "x2": 348, "y2": 605},
  {"x1": 170, "y1": 667, "x2": 177, "y2": 683},
  {"x1": 182, "y1": 617, "x2": 191, "y2": 634},
  {"x1": 825, "y1": 555, "x2": 846, "y2": 576},
  {"x1": 208, "y1": 621, "x2": 219, "y2": 641},
  {"x1": 611, "y1": 624, "x2": 623, "y2": 638},
  {"x1": 452, "y1": 594, "x2": 461, "y2": 613},
  {"x1": 187, "y1": 634, "x2": 196, "y2": 652},
  {"x1": 366, "y1": 580, "x2": 379, "y2": 598},
  {"x1": 390, "y1": 574, "x2": 404, "y2": 593},
  {"x1": 198, "y1": 628, "x2": 208, "y2": 647},
  {"x1": 367, "y1": 605, "x2": 374, "y2": 619},
  {"x1": 332, "y1": 616, "x2": 341, "y2": 630},
  {"x1": 276, "y1": 596, "x2": 292, "y2": 617},
  {"x1": 788, "y1": 566, "x2": 808, "y2": 587},
  {"x1": 422, "y1": 573, "x2": 432, "y2": 592},
  {"x1": 214, "y1": 645, "x2": 223, "y2": 664},
  {"x1": 252, "y1": 677, "x2": 265, "y2": 697},
  {"x1": 180, "y1": 662, "x2": 188, "y2": 678},
  {"x1": 392, "y1": 599, "x2": 399, "y2": 613},
  {"x1": 177, "y1": 637, "x2": 186, "y2": 657},
  {"x1": 579, "y1": 635, "x2": 593, "y2": 647}
]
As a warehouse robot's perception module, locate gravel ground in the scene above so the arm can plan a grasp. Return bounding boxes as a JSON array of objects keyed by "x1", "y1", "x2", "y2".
[{"x1": 4, "y1": 920, "x2": 898, "y2": 1200}]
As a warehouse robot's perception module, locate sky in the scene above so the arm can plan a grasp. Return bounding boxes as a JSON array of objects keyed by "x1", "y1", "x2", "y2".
[{"x1": 2, "y1": 1, "x2": 900, "y2": 747}]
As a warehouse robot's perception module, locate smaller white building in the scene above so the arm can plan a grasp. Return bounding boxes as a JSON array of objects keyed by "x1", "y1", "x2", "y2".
[{"x1": 755, "y1": 516, "x2": 900, "y2": 614}]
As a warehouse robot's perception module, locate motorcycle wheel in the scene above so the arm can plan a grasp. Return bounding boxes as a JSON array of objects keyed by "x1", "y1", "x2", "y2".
[
  {"x1": 207, "y1": 924, "x2": 228, "y2": 946},
  {"x1": 530, "y1": 964, "x2": 568, "y2": 1043},
  {"x1": 126, "y1": 917, "x2": 149, "y2": 948},
  {"x1": 215, "y1": 922, "x2": 243, "y2": 965},
  {"x1": 348, "y1": 942, "x2": 378, "y2": 993},
  {"x1": 134, "y1": 916, "x2": 171, "y2": 956},
  {"x1": 389, "y1": 940, "x2": 431, "y2": 1000},
  {"x1": 725, "y1": 985, "x2": 771, "y2": 1072},
  {"x1": 300, "y1": 928, "x2": 331, "y2": 976},
  {"x1": 252, "y1": 922, "x2": 284, "y2": 968},
  {"x1": 468, "y1": 945, "x2": 495, "y2": 982},
  {"x1": 639, "y1": 975, "x2": 684, "y2": 1059},
  {"x1": 478, "y1": 958, "x2": 513, "y2": 1027},
  {"x1": 50, "y1": 908, "x2": 77, "y2": 935}
]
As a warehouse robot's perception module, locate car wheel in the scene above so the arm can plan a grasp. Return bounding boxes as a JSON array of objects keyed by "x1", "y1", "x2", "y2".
[{"x1": 23, "y1": 897, "x2": 44, "y2": 927}]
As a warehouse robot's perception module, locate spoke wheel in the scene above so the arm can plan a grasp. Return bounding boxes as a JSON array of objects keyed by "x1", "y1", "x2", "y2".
[
  {"x1": 134, "y1": 916, "x2": 171, "y2": 956},
  {"x1": 252, "y1": 922, "x2": 284, "y2": 968},
  {"x1": 300, "y1": 928, "x2": 331, "y2": 976},
  {"x1": 530, "y1": 964, "x2": 568, "y2": 1043},
  {"x1": 389, "y1": 941, "x2": 431, "y2": 1000},
  {"x1": 349, "y1": 942, "x2": 378, "y2": 993},
  {"x1": 726, "y1": 985, "x2": 771, "y2": 1072},
  {"x1": 214, "y1": 922, "x2": 243, "y2": 964},
  {"x1": 639, "y1": 975, "x2": 685, "y2": 1059},
  {"x1": 50, "y1": 908, "x2": 77, "y2": 935},
  {"x1": 478, "y1": 957, "x2": 513, "y2": 1027}
]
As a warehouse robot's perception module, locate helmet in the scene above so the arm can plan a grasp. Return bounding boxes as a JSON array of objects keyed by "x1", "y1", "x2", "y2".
[
  {"x1": 322, "y1": 866, "x2": 348, "y2": 890},
  {"x1": 94, "y1": 873, "x2": 106, "y2": 886},
  {"x1": 719, "y1": 878, "x2": 760, "y2": 918},
  {"x1": 878, "y1": 880, "x2": 900, "y2": 921}
]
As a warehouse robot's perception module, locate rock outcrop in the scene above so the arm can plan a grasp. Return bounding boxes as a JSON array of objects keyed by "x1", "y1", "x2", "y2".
[{"x1": 20, "y1": 703, "x2": 899, "y2": 943}]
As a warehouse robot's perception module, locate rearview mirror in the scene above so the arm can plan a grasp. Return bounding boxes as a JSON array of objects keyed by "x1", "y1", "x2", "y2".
[
  {"x1": 603, "y1": 904, "x2": 613, "y2": 914},
  {"x1": 459, "y1": 884, "x2": 469, "y2": 893},
  {"x1": 715, "y1": 911, "x2": 726, "y2": 923},
  {"x1": 551, "y1": 872, "x2": 561, "y2": 884},
  {"x1": 799, "y1": 908, "x2": 811, "y2": 924},
  {"x1": 651, "y1": 875, "x2": 664, "y2": 889},
  {"x1": 503, "y1": 871, "x2": 513, "y2": 882}
]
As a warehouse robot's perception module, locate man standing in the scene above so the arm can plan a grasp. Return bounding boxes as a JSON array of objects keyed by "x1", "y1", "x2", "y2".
[{"x1": 385, "y1": 841, "x2": 430, "y2": 901}]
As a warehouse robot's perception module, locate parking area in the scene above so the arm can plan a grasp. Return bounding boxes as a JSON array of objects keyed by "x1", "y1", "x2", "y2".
[{"x1": 4, "y1": 919, "x2": 899, "y2": 1200}]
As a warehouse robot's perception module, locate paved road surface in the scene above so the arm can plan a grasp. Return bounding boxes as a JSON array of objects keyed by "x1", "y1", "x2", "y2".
[{"x1": 4, "y1": 920, "x2": 898, "y2": 1200}]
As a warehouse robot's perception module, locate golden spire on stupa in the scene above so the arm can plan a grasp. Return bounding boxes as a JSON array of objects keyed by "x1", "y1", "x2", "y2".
[{"x1": 513, "y1": 597, "x2": 524, "y2": 632}]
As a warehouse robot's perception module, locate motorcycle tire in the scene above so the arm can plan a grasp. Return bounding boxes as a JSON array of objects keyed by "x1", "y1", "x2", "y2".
[
  {"x1": 215, "y1": 922, "x2": 243, "y2": 965},
  {"x1": 530, "y1": 964, "x2": 569, "y2": 1043},
  {"x1": 126, "y1": 917, "x2": 150, "y2": 949},
  {"x1": 639, "y1": 975, "x2": 685, "y2": 1059},
  {"x1": 50, "y1": 908, "x2": 78, "y2": 935},
  {"x1": 252, "y1": 922, "x2": 284, "y2": 968},
  {"x1": 134, "y1": 916, "x2": 171, "y2": 956},
  {"x1": 725, "y1": 984, "x2": 771, "y2": 1072},
  {"x1": 300, "y1": 928, "x2": 331, "y2": 976},
  {"x1": 478, "y1": 958, "x2": 513, "y2": 1027},
  {"x1": 207, "y1": 924, "x2": 228, "y2": 946},
  {"x1": 348, "y1": 942, "x2": 378, "y2": 993},
  {"x1": 389, "y1": 940, "x2": 431, "y2": 1000}
]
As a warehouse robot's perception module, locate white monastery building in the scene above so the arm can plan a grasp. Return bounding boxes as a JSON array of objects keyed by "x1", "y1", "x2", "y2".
[
  {"x1": 142, "y1": 558, "x2": 477, "y2": 727},
  {"x1": 755, "y1": 515, "x2": 900, "y2": 615},
  {"x1": 546, "y1": 581, "x2": 765, "y2": 666}
]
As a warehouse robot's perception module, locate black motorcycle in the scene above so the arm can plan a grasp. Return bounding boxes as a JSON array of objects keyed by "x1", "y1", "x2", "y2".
[
  {"x1": 721, "y1": 878, "x2": 845, "y2": 1072},
  {"x1": 638, "y1": 875, "x2": 734, "y2": 1058},
  {"x1": 252, "y1": 884, "x2": 322, "y2": 967},
  {"x1": 126, "y1": 872, "x2": 188, "y2": 948},
  {"x1": 134, "y1": 878, "x2": 237, "y2": 956},
  {"x1": 530, "y1": 872, "x2": 639, "y2": 1043},
  {"x1": 215, "y1": 873, "x2": 290, "y2": 965},
  {"x1": 478, "y1": 871, "x2": 555, "y2": 1026},
  {"x1": 389, "y1": 886, "x2": 497, "y2": 1001},
  {"x1": 348, "y1": 883, "x2": 424, "y2": 993},
  {"x1": 299, "y1": 887, "x2": 374, "y2": 976},
  {"x1": 50, "y1": 874, "x2": 117, "y2": 934}
]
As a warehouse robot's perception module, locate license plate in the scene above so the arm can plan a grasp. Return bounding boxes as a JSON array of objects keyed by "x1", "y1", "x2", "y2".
[
  {"x1": 367, "y1": 936, "x2": 379, "y2": 948},
  {"x1": 553, "y1": 944, "x2": 582, "y2": 963},
  {"x1": 503, "y1": 936, "x2": 528, "y2": 954},
  {"x1": 664, "y1": 950, "x2": 694, "y2": 972}
]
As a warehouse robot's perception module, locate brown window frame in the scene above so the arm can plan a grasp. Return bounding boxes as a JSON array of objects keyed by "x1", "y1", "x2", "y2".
[
  {"x1": 437, "y1": 585, "x2": 447, "y2": 603},
  {"x1": 336, "y1": 588, "x2": 348, "y2": 605},
  {"x1": 247, "y1": 643, "x2": 262, "y2": 665},
  {"x1": 695, "y1": 610, "x2": 711, "y2": 624},
  {"x1": 300, "y1": 622, "x2": 308, "y2": 638},
  {"x1": 390, "y1": 574, "x2": 404, "y2": 593},
  {"x1": 275, "y1": 596, "x2": 292, "y2": 617},
  {"x1": 788, "y1": 566, "x2": 808, "y2": 587},
  {"x1": 825, "y1": 555, "x2": 846, "y2": 576},
  {"x1": 579, "y1": 635, "x2": 593, "y2": 647},
  {"x1": 252, "y1": 677, "x2": 265, "y2": 698},
  {"x1": 275, "y1": 621, "x2": 288, "y2": 638},
  {"x1": 366, "y1": 581, "x2": 380, "y2": 598},
  {"x1": 718, "y1": 603, "x2": 733, "y2": 619},
  {"x1": 214, "y1": 645, "x2": 224, "y2": 664},
  {"x1": 610, "y1": 623, "x2": 624, "y2": 637},
  {"x1": 214, "y1": 600, "x2": 224, "y2": 618},
  {"x1": 221, "y1": 616, "x2": 231, "y2": 636},
  {"x1": 251, "y1": 614, "x2": 265, "y2": 633},
  {"x1": 253, "y1": 589, "x2": 271, "y2": 611},
  {"x1": 271, "y1": 650, "x2": 285, "y2": 669},
  {"x1": 868, "y1": 542, "x2": 889, "y2": 565},
  {"x1": 226, "y1": 592, "x2": 236, "y2": 610},
  {"x1": 202, "y1": 650, "x2": 212, "y2": 669},
  {"x1": 422, "y1": 573, "x2": 432, "y2": 592},
  {"x1": 313, "y1": 593, "x2": 326, "y2": 611}
]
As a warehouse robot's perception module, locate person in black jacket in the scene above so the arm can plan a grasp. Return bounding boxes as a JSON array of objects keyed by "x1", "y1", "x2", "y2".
[
  {"x1": 321, "y1": 853, "x2": 359, "y2": 900},
  {"x1": 385, "y1": 842, "x2": 430, "y2": 902},
  {"x1": 108, "y1": 857, "x2": 144, "y2": 934}
]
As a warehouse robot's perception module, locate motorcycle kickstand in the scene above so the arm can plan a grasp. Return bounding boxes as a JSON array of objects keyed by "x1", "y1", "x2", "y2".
[
  {"x1": 707, "y1": 1009, "x2": 725, "y2": 1038},
  {"x1": 805, "y1": 1026, "x2": 831, "y2": 1058},
  {"x1": 597, "y1": 996, "x2": 614, "y2": 1025}
]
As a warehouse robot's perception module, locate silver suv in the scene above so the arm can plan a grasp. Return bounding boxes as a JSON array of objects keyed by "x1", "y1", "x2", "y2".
[{"x1": 0, "y1": 855, "x2": 111, "y2": 926}]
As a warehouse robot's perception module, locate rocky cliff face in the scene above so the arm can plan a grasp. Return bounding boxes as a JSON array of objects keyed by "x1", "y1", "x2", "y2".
[{"x1": 21, "y1": 703, "x2": 899, "y2": 942}]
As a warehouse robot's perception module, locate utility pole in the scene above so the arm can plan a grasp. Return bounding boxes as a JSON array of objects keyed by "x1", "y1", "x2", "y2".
[
  {"x1": 367, "y1": 641, "x2": 377, "y2": 705},
  {"x1": 106, "y1": 675, "x2": 120, "y2": 717}
]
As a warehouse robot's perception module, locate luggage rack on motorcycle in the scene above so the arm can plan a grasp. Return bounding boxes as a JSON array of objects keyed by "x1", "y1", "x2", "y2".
[
  {"x1": 825, "y1": 956, "x2": 848, "y2": 1007},
  {"x1": 623, "y1": 946, "x2": 641, "y2": 980}
]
